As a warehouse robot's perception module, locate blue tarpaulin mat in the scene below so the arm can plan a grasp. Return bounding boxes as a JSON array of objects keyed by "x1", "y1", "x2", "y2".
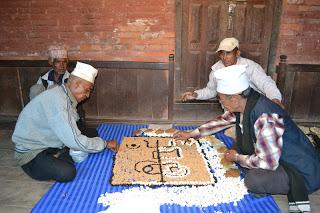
[{"x1": 32, "y1": 123, "x2": 280, "y2": 213}]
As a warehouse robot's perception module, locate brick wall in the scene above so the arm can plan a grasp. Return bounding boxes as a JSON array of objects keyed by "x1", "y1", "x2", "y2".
[
  {"x1": 1, "y1": 0, "x2": 319, "y2": 64},
  {"x1": 0, "y1": 0, "x2": 175, "y2": 62},
  {"x1": 276, "y1": 0, "x2": 320, "y2": 64}
]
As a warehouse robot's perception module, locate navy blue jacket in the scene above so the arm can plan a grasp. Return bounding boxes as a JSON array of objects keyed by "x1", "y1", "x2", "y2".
[{"x1": 245, "y1": 94, "x2": 320, "y2": 193}]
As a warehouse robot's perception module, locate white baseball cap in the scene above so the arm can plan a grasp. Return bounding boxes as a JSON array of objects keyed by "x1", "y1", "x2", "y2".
[
  {"x1": 71, "y1": 62, "x2": 98, "y2": 84},
  {"x1": 214, "y1": 64, "x2": 249, "y2": 95},
  {"x1": 216, "y1": 37, "x2": 239, "y2": 52}
]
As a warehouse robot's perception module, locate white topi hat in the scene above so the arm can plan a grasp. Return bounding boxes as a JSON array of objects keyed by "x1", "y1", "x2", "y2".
[
  {"x1": 71, "y1": 62, "x2": 98, "y2": 84},
  {"x1": 216, "y1": 37, "x2": 239, "y2": 52},
  {"x1": 214, "y1": 64, "x2": 249, "y2": 95},
  {"x1": 48, "y1": 45, "x2": 68, "y2": 59}
]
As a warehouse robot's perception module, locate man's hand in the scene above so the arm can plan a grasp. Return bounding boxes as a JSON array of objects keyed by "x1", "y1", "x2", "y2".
[
  {"x1": 181, "y1": 91, "x2": 197, "y2": 102},
  {"x1": 173, "y1": 131, "x2": 193, "y2": 141},
  {"x1": 225, "y1": 149, "x2": 238, "y2": 162},
  {"x1": 272, "y1": 99, "x2": 285, "y2": 109},
  {"x1": 105, "y1": 140, "x2": 119, "y2": 152}
]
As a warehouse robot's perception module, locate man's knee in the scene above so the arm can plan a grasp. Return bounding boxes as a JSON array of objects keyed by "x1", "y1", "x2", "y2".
[
  {"x1": 244, "y1": 171, "x2": 262, "y2": 193},
  {"x1": 55, "y1": 165, "x2": 76, "y2": 182},
  {"x1": 244, "y1": 168, "x2": 289, "y2": 194}
]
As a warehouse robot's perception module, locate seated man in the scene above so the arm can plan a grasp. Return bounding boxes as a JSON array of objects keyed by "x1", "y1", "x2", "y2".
[
  {"x1": 29, "y1": 45, "x2": 94, "y2": 137},
  {"x1": 174, "y1": 65, "x2": 320, "y2": 212},
  {"x1": 29, "y1": 45, "x2": 70, "y2": 100},
  {"x1": 12, "y1": 62, "x2": 118, "y2": 182},
  {"x1": 181, "y1": 37, "x2": 283, "y2": 108}
]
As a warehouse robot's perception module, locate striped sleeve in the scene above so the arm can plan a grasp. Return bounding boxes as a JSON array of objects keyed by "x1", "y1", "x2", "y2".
[{"x1": 191, "y1": 111, "x2": 236, "y2": 139}]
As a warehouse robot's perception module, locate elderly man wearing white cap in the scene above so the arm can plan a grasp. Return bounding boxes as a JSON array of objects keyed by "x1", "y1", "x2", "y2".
[
  {"x1": 181, "y1": 37, "x2": 283, "y2": 108},
  {"x1": 12, "y1": 62, "x2": 118, "y2": 182},
  {"x1": 175, "y1": 65, "x2": 320, "y2": 212},
  {"x1": 29, "y1": 45, "x2": 70, "y2": 100}
]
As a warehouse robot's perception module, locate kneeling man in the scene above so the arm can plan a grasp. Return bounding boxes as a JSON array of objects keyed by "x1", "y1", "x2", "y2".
[{"x1": 174, "y1": 65, "x2": 320, "y2": 212}]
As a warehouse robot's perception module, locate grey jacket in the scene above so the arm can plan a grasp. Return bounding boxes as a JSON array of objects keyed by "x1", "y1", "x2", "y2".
[{"x1": 12, "y1": 84, "x2": 105, "y2": 166}]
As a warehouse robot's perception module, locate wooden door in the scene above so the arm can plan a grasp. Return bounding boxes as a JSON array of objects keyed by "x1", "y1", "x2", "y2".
[{"x1": 177, "y1": 0, "x2": 276, "y2": 96}]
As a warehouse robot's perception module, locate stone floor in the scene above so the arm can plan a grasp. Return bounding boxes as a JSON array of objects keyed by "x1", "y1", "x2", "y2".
[
  {"x1": 0, "y1": 127, "x2": 319, "y2": 213},
  {"x1": 0, "y1": 129, "x2": 53, "y2": 213}
]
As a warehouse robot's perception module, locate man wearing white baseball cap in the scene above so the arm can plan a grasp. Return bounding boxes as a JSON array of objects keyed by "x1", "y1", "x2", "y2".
[
  {"x1": 175, "y1": 65, "x2": 320, "y2": 212},
  {"x1": 12, "y1": 62, "x2": 118, "y2": 182},
  {"x1": 181, "y1": 37, "x2": 283, "y2": 108}
]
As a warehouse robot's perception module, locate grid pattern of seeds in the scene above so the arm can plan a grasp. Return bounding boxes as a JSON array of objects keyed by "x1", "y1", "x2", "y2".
[{"x1": 111, "y1": 137, "x2": 214, "y2": 185}]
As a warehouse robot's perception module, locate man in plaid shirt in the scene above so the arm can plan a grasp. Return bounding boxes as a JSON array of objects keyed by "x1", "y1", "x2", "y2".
[{"x1": 174, "y1": 65, "x2": 320, "y2": 213}]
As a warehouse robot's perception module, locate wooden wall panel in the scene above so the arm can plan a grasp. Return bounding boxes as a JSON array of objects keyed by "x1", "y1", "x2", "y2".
[
  {"x1": 19, "y1": 67, "x2": 50, "y2": 105},
  {"x1": 207, "y1": 5, "x2": 220, "y2": 44},
  {"x1": 174, "y1": 101, "x2": 223, "y2": 123},
  {"x1": 115, "y1": 69, "x2": 139, "y2": 117},
  {"x1": 82, "y1": 83, "x2": 98, "y2": 117},
  {"x1": 77, "y1": 61, "x2": 173, "y2": 121},
  {"x1": 0, "y1": 66, "x2": 49, "y2": 116},
  {"x1": 277, "y1": 57, "x2": 320, "y2": 124},
  {"x1": 233, "y1": 5, "x2": 246, "y2": 42},
  {"x1": 204, "y1": 52, "x2": 216, "y2": 86},
  {"x1": 82, "y1": 68, "x2": 170, "y2": 121},
  {"x1": 96, "y1": 68, "x2": 117, "y2": 117},
  {"x1": 189, "y1": 4, "x2": 202, "y2": 44},
  {"x1": 250, "y1": 5, "x2": 264, "y2": 43},
  {"x1": 0, "y1": 60, "x2": 172, "y2": 123},
  {"x1": 87, "y1": 68, "x2": 169, "y2": 120},
  {"x1": 137, "y1": 70, "x2": 154, "y2": 118},
  {"x1": 152, "y1": 70, "x2": 169, "y2": 119},
  {"x1": 309, "y1": 77, "x2": 320, "y2": 121},
  {"x1": 290, "y1": 72, "x2": 320, "y2": 120},
  {"x1": 184, "y1": 52, "x2": 201, "y2": 89},
  {"x1": 0, "y1": 68, "x2": 22, "y2": 116}
]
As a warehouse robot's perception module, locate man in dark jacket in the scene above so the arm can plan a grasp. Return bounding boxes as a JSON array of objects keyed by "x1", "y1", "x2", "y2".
[{"x1": 174, "y1": 64, "x2": 320, "y2": 213}]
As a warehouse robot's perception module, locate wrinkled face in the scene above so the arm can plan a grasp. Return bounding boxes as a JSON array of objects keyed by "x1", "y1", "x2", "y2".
[
  {"x1": 217, "y1": 93, "x2": 239, "y2": 112},
  {"x1": 51, "y1": 58, "x2": 68, "y2": 75},
  {"x1": 71, "y1": 80, "x2": 94, "y2": 103},
  {"x1": 218, "y1": 49, "x2": 240, "y2": 67}
]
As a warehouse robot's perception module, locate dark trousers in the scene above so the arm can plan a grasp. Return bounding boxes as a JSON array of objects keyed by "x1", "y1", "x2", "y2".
[
  {"x1": 21, "y1": 147, "x2": 76, "y2": 182},
  {"x1": 244, "y1": 165, "x2": 290, "y2": 195}
]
